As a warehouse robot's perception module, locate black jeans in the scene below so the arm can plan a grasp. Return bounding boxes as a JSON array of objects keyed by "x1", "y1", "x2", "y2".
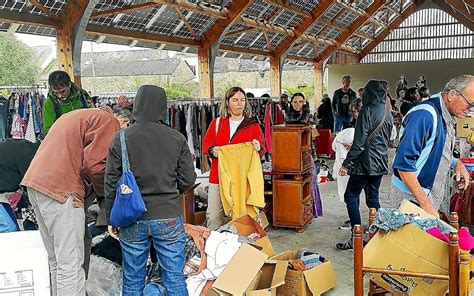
[{"x1": 344, "y1": 175, "x2": 383, "y2": 228}]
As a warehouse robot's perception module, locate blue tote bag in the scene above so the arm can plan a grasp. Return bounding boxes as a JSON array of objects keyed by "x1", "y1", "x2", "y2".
[{"x1": 110, "y1": 129, "x2": 147, "y2": 228}]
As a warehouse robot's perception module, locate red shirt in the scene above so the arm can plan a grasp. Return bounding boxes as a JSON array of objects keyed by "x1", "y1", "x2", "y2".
[{"x1": 202, "y1": 117, "x2": 265, "y2": 184}]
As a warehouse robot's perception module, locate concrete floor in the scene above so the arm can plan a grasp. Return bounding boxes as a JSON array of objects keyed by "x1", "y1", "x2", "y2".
[{"x1": 267, "y1": 150, "x2": 399, "y2": 295}]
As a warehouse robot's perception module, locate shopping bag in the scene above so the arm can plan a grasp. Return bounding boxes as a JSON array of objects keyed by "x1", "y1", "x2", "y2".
[{"x1": 110, "y1": 129, "x2": 147, "y2": 228}]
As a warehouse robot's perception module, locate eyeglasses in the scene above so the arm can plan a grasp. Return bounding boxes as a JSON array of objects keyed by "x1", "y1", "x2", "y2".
[
  {"x1": 52, "y1": 86, "x2": 70, "y2": 97},
  {"x1": 455, "y1": 90, "x2": 474, "y2": 110}
]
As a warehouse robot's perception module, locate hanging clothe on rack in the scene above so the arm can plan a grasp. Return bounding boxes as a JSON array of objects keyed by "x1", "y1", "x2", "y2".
[{"x1": 8, "y1": 92, "x2": 46, "y2": 141}]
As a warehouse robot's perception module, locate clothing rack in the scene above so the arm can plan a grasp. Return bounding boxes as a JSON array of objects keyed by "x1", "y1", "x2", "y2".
[{"x1": 0, "y1": 84, "x2": 48, "y2": 90}]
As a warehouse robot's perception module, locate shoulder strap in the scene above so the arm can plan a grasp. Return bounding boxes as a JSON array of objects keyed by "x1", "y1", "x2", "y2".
[
  {"x1": 365, "y1": 102, "x2": 389, "y2": 144},
  {"x1": 119, "y1": 129, "x2": 130, "y2": 173},
  {"x1": 51, "y1": 98, "x2": 62, "y2": 119},
  {"x1": 215, "y1": 117, "x2": 220, "y2": 135}
]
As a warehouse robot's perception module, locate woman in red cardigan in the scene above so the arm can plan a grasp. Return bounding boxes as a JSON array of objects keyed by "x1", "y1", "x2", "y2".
[{"x1": 202, "y1": 87, "x2": 265, "y2": 230}]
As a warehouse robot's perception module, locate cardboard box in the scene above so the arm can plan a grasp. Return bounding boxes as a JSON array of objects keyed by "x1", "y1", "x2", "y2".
[
  {"x1": 247, "y1": 260, "x2": 287, "y2": 296},
  {"x1": 364, "y1": 221, "x2": 450, "y2": 295},
  {"x1": 229, "y1": 214, "x2": 275, "y2": 257},
  {"x1": 212, "y1": 243, "x2": 268, "y2": 295},
  {"x1": 456, "y1": 116, "x2": 474, "y2": 138},
  {"x1": 0, "y1": 231, "x2": 50, "y2": 295},
  {"x1": 270, "y1": 251, "x2": 336, "y2": 296}
]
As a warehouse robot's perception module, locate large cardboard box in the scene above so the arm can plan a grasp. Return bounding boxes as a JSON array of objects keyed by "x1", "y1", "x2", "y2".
[
  {"x1": 363, "y1": 200, "x2": 452, "y2": 296},
  {"x1": 270, "y1": 251, "x2": 336, "y2": 296},
  {"x1": 229, "y1": 214, "x2": 275, "y2": 257},
  {"x1": 0, "y1": 231, "x2": 50, "y2": 295},
  {"x1": 212, "y1": 243, "x2": 269, "y2": 295},
  {"x1": 247, "y1": 260, "x2": 287, "y2": 296}
]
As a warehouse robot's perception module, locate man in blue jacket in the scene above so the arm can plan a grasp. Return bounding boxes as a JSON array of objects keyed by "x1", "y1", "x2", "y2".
[{"x1": 391, "y1": 75, "x2": 474, "y2": 217}]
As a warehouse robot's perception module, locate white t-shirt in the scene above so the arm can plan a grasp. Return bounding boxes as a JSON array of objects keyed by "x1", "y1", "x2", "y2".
[{"x1": 229, "y1": 117, "x2": 244, "y2": 139}]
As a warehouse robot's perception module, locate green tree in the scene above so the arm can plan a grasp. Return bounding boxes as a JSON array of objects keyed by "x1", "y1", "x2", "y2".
[
  {"x1": 283, "y1": 86, "x2": 314, "y2": 99},
  {"x1": 0, "y1": 33, "x2": 40, "y2": 86},
  {"x1": 164, "y1": 84, "x2": 193, "y2": 100}
]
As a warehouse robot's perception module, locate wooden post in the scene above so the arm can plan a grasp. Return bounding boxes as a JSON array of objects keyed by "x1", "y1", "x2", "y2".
[
  {"x1": 55, "y1": 0, "x2": 98, "y2": 87},
  {"x1": 368, "y1": 208, "x2": 377, "y2": 240},
  {"x1": 449, "y1": 231, "x2": 459, "y2": 296},
  {"x1": 353, "y1": 225, "x2": 364, "y2": 296},
  {"x1": 270, "y1": 55, "x2": 284, "y2": 98},
  {"x1": 56, "y1": 28, "x2": 74, "y2": 80},
  {"x1": 450, "y1": 212, "x2": 459, "y2": 230},
  {"x1": 459, "y1": 250, "x2": 470, "y2": 296},
  {"x1": 198, "y1": 46, "x2": 215, "y2": 98},
  {"x1": 313, "y1": 61, "x2": 324, "y2": 110}
]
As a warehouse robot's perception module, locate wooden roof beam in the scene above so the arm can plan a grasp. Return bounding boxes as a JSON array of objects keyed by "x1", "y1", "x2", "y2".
[
  {"x1": 263, "y1": 0, "x2": 312, "y2": 18},
  {"x1": 385, "y1": 5, "x2": 401, "y2": 16},
  {"x1": 28, "y1": 0, "x2": 59, "y2": 21},
  {"x1": 90, "y1": 2, "x2": 157, "y2": 20},
  {"x1": 238, "y1": 16, "x2": 295, "y2": 37},
  {"x1": 357, "y1": 2, "x2": 421, "y2": 61},
  {"x1": 319, "y1": 18, "x2": 347, "y2": 31},
  {"x1": 0, "y1": 10, "x2": 59, "y2": 28},
  {"x1": 353, "y1": 31, "x2": 374, "y2": 41},
  {"x1": 274, "y1": 0, "x2": 335, "y2": 56},
  {"x1": 337, "y1": 1, "x2": 388, "y2": 28},
  {"x1": 317, "y1": 0, "x2": 387, "y2": 62},
  {"x1": 199, "y1": 0, "x2": 253, "y2": 46}
]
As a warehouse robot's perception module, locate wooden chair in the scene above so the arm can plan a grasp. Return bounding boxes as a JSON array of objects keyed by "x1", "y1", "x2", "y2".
[{"x1": 353, "y1": 209, "x2": 471, "y2": 296}]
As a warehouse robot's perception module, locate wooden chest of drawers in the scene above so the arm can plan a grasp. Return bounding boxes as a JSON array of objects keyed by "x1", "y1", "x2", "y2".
[
  {"x1": 272, "y1": 124, "x2": 312, "y2": 174},
  {"x1": 272, "y1": 174, "x2": 313, "y2": 232}
]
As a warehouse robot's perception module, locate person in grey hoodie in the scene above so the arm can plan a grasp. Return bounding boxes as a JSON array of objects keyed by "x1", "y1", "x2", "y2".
[{"x1": 105, "y1": 85, "x2": 196, "y2": 296}]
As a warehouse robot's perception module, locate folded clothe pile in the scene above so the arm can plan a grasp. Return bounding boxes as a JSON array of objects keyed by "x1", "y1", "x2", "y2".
[{"x1": 288, "y1": 249, "x2": 326, "y2": 271}]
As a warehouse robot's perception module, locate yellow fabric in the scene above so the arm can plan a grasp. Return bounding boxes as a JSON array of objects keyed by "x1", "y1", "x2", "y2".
[{"x1": 217, "y1": 143, "x2": 264, "y2": 219}]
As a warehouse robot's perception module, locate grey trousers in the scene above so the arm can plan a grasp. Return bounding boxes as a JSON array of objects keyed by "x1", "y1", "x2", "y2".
[
  {"x1": 28, "y1": 187, "x2": 86, "y2": 296},
  {"x1": 206, "y1": 183, "x2": 226, "y2": 231}
]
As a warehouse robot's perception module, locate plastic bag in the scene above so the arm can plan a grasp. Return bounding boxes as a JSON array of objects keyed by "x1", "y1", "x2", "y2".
[{"x1": 86, "y1": 255, "x2": 122, "y2": 296}]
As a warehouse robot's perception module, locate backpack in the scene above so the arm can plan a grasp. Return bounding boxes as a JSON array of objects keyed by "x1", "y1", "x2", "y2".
[{"x1": 51, "y1": 88, "x2": 89, "y2": 119}]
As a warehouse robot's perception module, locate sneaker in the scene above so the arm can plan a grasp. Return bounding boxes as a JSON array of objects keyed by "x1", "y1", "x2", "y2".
[
  {"x1": 336, "y1": 237, "x2": 353, "y2": 251},
  {"x1": 338, "y1": 220, "x2": 351, "y2": 230}
]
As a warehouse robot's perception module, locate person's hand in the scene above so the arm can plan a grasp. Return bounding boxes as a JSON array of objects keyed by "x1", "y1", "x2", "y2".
[
  {"x1": 108, "y1": 225, "x2": 119, "y2": 240},
  {"x1": 455, "y1": 160, "x2": 470, "y2": 190},
  {"x1": 212, "y1": 146, "x2": 221, "y2": 158},
  {"x1": 339, "y1": 167, "x2": 348, "y2": 176},
  {"x1": 252, "y1": 139, "x2": 261, "y2": 152},
  {"x1": 420, "y1": 201, "x2": 439, "y2": 218},
  {"x1": 343, "y1": 143, "x2": 352, "y2": 151}
]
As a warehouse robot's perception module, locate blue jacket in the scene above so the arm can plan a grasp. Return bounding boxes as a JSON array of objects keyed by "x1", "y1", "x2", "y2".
[{"x1": 392, "y1": 93, "x2": 456, "y2": 194}]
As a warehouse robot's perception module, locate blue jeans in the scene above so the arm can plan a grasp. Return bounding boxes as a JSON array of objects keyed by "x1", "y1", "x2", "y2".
[
  {"x1": 334, "y1": 115, "x2": 352, "y2": 132},
  {"x1": 344, "y1": 175, "x2": 382, "y2": 228},
  {"x1": 119, "y1": 216, "x2": 188, "y2": 296},
  {"x1": 0, "y1": 202, "x2": 19, "y2": 233}
]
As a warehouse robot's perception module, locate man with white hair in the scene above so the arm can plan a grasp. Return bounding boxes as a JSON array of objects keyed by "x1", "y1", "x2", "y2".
[{"x1": 391, "y1": 75, "x2": 474, "y2": 217}]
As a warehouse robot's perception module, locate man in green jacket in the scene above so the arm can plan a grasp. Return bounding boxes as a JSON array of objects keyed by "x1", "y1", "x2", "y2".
[{"x1": 43, "y1": 71, "x2": 92, "y2": 133}]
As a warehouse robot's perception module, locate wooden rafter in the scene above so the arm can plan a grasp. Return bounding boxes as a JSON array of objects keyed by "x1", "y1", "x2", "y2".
[
  {"x1": 319, "y1": 18, "x2": 346, "y2": 32},
  {"x1": 87, "y1": 24, "x2": 198, "y2": 47},
  {"x1": 433, "y1": 0, "x2": 474, "y2": 31},
  {"x1": 385, "y1": 5, "x2": 401, "y2": 16},
  {"x1": 90, "y1": 3, "x2": 157, "y2": 20},
  {"x1": 274, "y1": 0, "x2": 335, "y2": 57},
  {"x1": 225, "y1": 27, "x2": 256, "y2": 38},
  {"x1": 172, "y1": 6, "x2": 197, "y2": 39},
  {"x1": 353, "y1": 31, "x2": 374, "y2": 41},
  {"x1": 239, "y1": 16, "x2": 295, "y2": 37},
  {"x1": 263, "y1": 30, "x2": 272, "y2": 50},
  {"x1": 28, "y1": 0, "x2": 59, "y2": 20},
  {"x1": 357, "y1": 2, "x2": 421, "y2": 61},
  {"x1": 317, "y1": 0, "x2": 387, "y2": 62},
  {"x1": 199, "y1": 0, "x2": 253, "y2": 45},
  {"x1": 263, "y1": 0, "x2": 312, "y2": 18},
  {"x1": 445, "y1": 0, "x2": 474, "y2": 21}
]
